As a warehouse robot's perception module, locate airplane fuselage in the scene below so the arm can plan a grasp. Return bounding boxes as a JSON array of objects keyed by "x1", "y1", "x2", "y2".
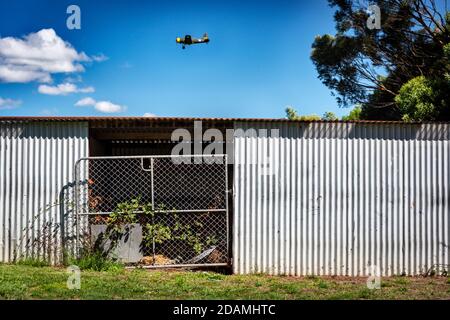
[{"x1": 176, "y1": 34, "x2": 209, "y2": 48}]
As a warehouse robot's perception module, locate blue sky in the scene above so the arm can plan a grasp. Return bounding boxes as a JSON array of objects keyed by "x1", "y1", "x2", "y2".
[{"x1": 0, "y1": 0, "x2": 346, "y2": 118}]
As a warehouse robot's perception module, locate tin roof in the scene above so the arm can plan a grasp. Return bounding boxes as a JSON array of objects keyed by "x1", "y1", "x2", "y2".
[
  {"x1": 0, "y1": 116, "x2": 449, "y2": 124},
  {"x1": 0, "y1": 116, "x2": 450, "y2": 125}
]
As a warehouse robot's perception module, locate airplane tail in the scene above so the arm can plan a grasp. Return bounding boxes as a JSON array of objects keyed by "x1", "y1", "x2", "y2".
[{"x1": 203, "y1": 33, "x2": 209, "y2": 39}]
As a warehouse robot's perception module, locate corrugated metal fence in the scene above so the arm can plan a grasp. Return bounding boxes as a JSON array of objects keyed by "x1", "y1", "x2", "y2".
[
  {"x1": 233, "y1": 121, "x2": 450, "y2": 276},
  {"x1": 1, "y1": 119, "x2": 449, "y2": 275},
  {"x1": 0, "y1": 121, "x2": 88, "y2": 263}
]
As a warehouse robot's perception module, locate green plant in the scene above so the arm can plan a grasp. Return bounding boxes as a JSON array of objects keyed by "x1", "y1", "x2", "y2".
[
  {"x1": 2, "y1": 265, "x2": 450, "y2": 299},
  {"x1": 317, "y1": 280, "x2": 329, "y2": 289},
  {"x1": 143, "y1": 223, "x2": 172, "y2": 244},
  {"x1": 68, "y1": 251, "x2": 123, "y2": 272},
  {"x1": 393, "y1": 277, "x2": 410, "y2": 286},
  {"x1": 104, "y1": 198, "x2": 218, "y2": 258},
  {"x1": 322, "y1": 111, "x2": 338, "y2": 121},
  {"x1": 108, "y1": 198, "x2": 140, "y2": 226},
  {"x1": 285, "y1": 107, "x2": 321, "y2": 121},
  {"x1": 341, "y1": 106, "x2": 362, "y2": 121},
  {"x1": 358, "y1": 288, "x2": 373, "y2": 299},
  {"x1": 398, "y1": 287, "x2": 407, "y2": 293},
  {"x1": 395, "y1": 76, "x2": 450, "y2": 122},
  {"x1": 16, "y1": 258, "x2": 49, "y2": 267},
  {"x1": 98, "y1": 197, "x2": 152, "y2": 254}
]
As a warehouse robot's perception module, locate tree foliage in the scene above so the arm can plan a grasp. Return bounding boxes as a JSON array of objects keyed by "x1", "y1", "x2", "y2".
[
  {"x1": 285, "y1": 107, "x2": 340, "y2": 121},
  {"x1": 395, "y1": 75, "x2": 450, "y2": 121},
  {"x1": 341, "y1": 105, "x2": 362, "y2": 120},
  {"x1": 285, "y1": 107, "x2": 321, "y2": 120},
  {"x1": 322, "y1": 111, "x2": 339, "y2": 120},
  {"x1": 311, "y1": 0, "x2": 450, "y2": 121}
]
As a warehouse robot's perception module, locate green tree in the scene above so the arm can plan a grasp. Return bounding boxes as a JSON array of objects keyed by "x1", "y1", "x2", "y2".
[
  {"x1": 395, "y1": 76, "x2": 450, "y2": 121},
  {"x1": 285, "y1": 107, "x2": 321, "y2": 121},
  {"x1": 322, "y1": 111, "x2": 339, "y2": 121},
  {"x1": 341, "y1": 106, "x2": 362, "y2": 121},
  {"x1": 311, "y1": 0, "x2": 450, "y2": 120}
]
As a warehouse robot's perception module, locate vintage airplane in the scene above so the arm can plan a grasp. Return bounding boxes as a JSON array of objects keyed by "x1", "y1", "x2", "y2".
[{"x1": 176, "y1": 33, "x2": 209, "y2": 49}]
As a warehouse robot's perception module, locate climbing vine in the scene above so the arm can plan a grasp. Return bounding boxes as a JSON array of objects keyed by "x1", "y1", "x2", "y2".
[{"x1": 99, "y1": 198, "x2": 217, "y2": 257}]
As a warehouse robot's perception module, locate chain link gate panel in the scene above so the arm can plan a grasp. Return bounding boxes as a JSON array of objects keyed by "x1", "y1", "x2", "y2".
[{"x1": 74, "y1": 155, "x2": 229, "y2": 268}]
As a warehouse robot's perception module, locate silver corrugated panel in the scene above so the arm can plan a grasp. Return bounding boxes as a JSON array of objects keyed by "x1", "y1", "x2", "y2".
[
  {"x1": 233, "y1": 121, "x2": 450, "y2": 276},
  {"x1": 0, "y1": 121, "x2": 88, "y2": 264}
]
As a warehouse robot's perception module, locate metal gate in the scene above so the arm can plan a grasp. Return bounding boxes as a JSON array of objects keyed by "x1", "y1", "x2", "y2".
[{"x1": 74, "y1": 154, "x2": 229, "y2": 268}]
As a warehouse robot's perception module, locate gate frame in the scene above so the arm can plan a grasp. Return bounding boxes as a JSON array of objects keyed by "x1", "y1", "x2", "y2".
[{"x1": 74, "y1": 154, "x2": 230, "y2": 268}]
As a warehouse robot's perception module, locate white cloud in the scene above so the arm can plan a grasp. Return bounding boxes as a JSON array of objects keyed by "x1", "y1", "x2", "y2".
[
  {"x1": 38, "y1": 82, "x2": 94, "y2": 95},
  {"x1": 95, "y1": 101, "x2": 125, "y2": 113},
  {"x1": 75, "y1": 97, "x2": 126, "y2": 113},
  {"x1": 0, "y1": 97, "x2": 22, "y2": 110},
  {"x1": 75, "y1": 97, "x2": 96, "y2": 106},
  {"x1": 91, "y1": 53, "x2": 108, "y2": 62},
  {"x1": 0, "y1": 28, "x2": 103, "y2": 83},
  {"x1": 0, "y1": 65, "x2": 51, "y2": 83},
  {"x1": 143, "y1": 113, "x2": 156, "y2": 117}
]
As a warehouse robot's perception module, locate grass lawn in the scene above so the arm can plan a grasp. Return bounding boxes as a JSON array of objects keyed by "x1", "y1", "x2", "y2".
[{"x1": 0, "y1": 264, "x2": 449, "y2": 300}]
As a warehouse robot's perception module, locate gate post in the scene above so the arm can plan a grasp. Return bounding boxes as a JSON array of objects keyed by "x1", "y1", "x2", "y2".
[
  {"x1": 150, "y1": 157, "x2": 156, "y2": 265},
  {"x1": 74, "y1": 159, "x2": 80, "y2": 258},
  {"x1": 224, "y1": 154, "x2": 230, "y2": 266}
]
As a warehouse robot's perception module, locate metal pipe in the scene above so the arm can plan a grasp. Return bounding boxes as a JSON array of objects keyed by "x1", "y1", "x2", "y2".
[
  {"x1": 74, "y1": 159, "x2": 80, "y2": 258},
  {"x1": 150, "y1": 157, "x2": 155, "y2": 266},
  {"x1": 224, "y1": 154, "x2": 230, "y2": 266},
  {"x1": 76, "y1": 154, "x2": 227, "y2": 161},
  {"x1": 125, "y1": 263, "x2": 228, "y2": 269},
  {"x1": 78, "y1": 209, "x2": 227, "y2": 216}
]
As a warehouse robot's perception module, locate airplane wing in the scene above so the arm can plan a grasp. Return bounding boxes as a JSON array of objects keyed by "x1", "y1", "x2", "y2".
[{"x1": 192, "y1": 35, "x2": 209, "y2": 44}]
